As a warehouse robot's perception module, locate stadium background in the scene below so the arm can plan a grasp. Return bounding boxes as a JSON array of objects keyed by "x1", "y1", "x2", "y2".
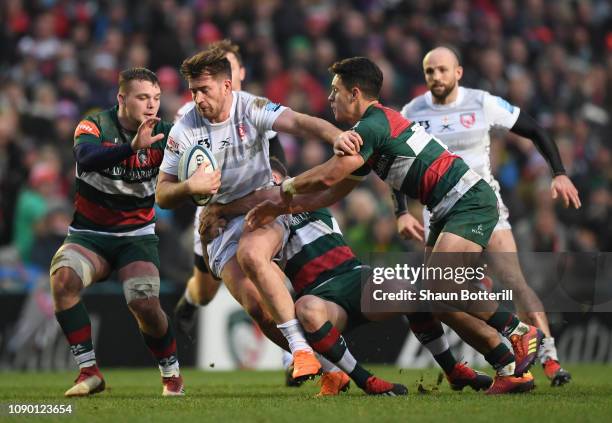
[{"x1": 0, "y1": 0, "x2": 611, "y2": 372}]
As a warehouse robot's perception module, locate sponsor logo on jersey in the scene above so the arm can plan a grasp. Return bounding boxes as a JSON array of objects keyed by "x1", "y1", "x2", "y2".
[
  {"x1": 418, "y1": 120, "x2": 431, "y2": 130},
  {"x1": 220, "y1": 137, "x2": 231, "y2": 149},
  {"x1": 439, "y1": 116, "x2": 454, "y2": 132},
  {"x1": 496, "y1": 97, "x2": 515, "y2": 113},
  {"x1": 197, "y1": 138, "x2": 211, "y2": 149},
  {"x1": 74, "y1": 120, "x2": 101, "y2": 138},
  {"x1": 166, "y1": 136, "x2": 180, "y2": 153},
  {"x1": 264, "y1": 101, "x2": 281, "y2": 112},
  {"x1": 460, "y1": 112, "x2": 476, "y2": 128}
]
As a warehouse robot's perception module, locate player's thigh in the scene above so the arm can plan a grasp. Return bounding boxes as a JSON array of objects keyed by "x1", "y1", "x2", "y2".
[
  {"x1": 237, "y1": 219, "x2": 286, "y2": 263},
  {"x1": 50, "y1": 239, "x2": 112, "y2": 288},
  {"x1": 221, "y1": 257, "x2": 268, "y2": 318}
]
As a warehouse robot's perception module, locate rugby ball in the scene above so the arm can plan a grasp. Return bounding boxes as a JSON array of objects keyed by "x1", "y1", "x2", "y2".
[{"x1": 177, "y1": 144, "x2": 218, "y2": 206}]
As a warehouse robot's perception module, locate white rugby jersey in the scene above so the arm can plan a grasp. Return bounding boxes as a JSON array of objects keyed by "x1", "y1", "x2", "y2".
[
  {"x1": 160, "y1": 91, "x2": 287, "y2": 204},
  {"x1": 400, "y1": 87, "x2": 520, "y2": 185}
]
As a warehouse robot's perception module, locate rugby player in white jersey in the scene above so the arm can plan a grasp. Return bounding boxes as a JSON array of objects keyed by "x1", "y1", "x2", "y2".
[
  {"x1": 155, "y1": 46, "x2": 361, "y2": 382},
  {"x1": 170, "y1": 40, "x2": 297, "y2": 385},
  {"x1": 398, "y1": 46, "x2": 580, "y2": 386}
]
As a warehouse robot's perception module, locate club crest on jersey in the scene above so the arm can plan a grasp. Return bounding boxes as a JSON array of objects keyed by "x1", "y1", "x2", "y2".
[
  {"x1": 137, "y1": 149, "x2": 148, "y2": 165},
  {"x1": 237, "y1": 122, "x2": 246, "y2": 141},
  {"x1": 460, "y1": 112, "x2": 476, "y2": 128}
]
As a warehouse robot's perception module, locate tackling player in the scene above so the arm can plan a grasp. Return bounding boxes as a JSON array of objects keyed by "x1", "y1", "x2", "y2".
[
  {"x1": 204, "y1": 158, "x2": 534, "y2": 395},
  {"x1": 398, "y1": 46, "x2": 579, "y2": 385},
  {"x1": 244, "y1": 57, "x2": 546, "y2": 391}
]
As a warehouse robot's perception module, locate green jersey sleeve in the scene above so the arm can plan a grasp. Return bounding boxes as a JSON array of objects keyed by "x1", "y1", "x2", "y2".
[{"x1": 73, "y1": 118, "x2": 102, "y2": 147}]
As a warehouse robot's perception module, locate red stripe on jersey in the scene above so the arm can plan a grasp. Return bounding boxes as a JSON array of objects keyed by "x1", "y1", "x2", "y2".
[
  {"x1": 67, "y1": 325, "x2": 91, "y2": 345},
  {"x1": 149, "y1": 339, "x2": 177, "y2": 359},
  {"x1": 293, "y1": 246, "x2": 355, "y2": 293},
  {"x1": 374, "y1": 104, "x2": 412, "y2": 138},
  {"x1": 75, "y1": 193, "x2": 155, "y2": 226},
  {"x1": 311, "y1": 326, "x2": 341, "y2": 352},
  {"x1": 74, "y1": 120, "x2": 100, "y2": 138},
  {"x1": 419, "y1": 150, "x2": 458, "y2": 203}
]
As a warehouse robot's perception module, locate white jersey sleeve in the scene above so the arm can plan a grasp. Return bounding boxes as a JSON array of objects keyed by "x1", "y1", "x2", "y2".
[
  {"x1": 482, "y1": 92, "x2": 520, "y2": 130},
  {"x1": 160, "y1": 121, "x2": 190, "y2": 176},
  {"x1": 243, "y1": 92, "x2": 288, "y2": 133},
  {"x1": 175, "y1": 101, "x2": 195, "y2": 123}
]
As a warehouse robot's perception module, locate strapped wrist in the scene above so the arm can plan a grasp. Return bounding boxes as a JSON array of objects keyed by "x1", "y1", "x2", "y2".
[{"x1": 281, "y1": 177, "x2": 297, "y2": 197}]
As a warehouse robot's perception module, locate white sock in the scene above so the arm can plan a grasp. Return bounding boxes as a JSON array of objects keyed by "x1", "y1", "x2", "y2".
[
  {"x1": 159, "y1": 357, "x2": 180, "y2": 378},
  {"x1": 184, "y1": 289, "x2": 195, "y2": 306},
  {"x1": 281, "y1": 350, "x2": 293, "y2": 370},
  {"x1": 316, "y1": 353, "x2": 341, "y2": 373},
  {"x1": 508, "y1": 321, "x2": 530, "y2": 338},
  {"x1": 539, "y1": 337, "x2": 559, "y2": 363},
  {"x1": 497, "y1": 361, "x2": 516, "y2": 377},
  {"x1": 76, "y1": 350, "x2": 96, "y2": 369},
  {"x1": 277, "y1": 319, "x2": 312, "y2": 354}
]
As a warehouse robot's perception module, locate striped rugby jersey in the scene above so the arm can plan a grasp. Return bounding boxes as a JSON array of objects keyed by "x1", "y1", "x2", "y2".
[
  {"x1": 351, "y1": 103, "x2": 482, "y2": 220},
  {"x1": 71, "y1": 106, "x2": 171, "y2": 236},
  {"x1": 160, "y1": 91, "x2": 287, "y2": 205},
  {"x1": 284, "y1": 208, "x2": 361, "y2": 295},
  {"x1": 400, "y1": 87, "x2": 520, "y2": 188}
]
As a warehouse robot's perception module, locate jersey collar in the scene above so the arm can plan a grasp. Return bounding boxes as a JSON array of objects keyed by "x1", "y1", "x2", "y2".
[{"x1": 424, "y1": 86, "x2": 465, "y2": 109}]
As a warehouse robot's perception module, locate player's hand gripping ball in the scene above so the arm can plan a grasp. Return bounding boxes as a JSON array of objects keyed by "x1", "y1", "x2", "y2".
[{"x1": 178, "y1": 144, "x2": 219, "y2": 206}]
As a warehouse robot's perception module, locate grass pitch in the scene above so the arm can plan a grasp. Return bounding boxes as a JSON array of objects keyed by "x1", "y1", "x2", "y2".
[{"x1": 1, "y1": 364, "x2": 611, "y2": 422}]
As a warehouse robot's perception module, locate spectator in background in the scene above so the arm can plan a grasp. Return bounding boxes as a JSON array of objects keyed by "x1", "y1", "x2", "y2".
[
  {"x1": 0, "y1": 0, "x2": 609, "y2": 257},
  {"x1": 13, "y1": 162, "x2": 61, "y2": 263}
]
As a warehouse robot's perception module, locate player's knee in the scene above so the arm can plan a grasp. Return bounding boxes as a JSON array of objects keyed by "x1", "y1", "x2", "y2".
[
  {"x1": 50, "y1": 267, "x2": 83, "y2": 299},
  {"x1": 295, "y1": 296, "x2": 326, "y2": 329},
  {"x1": 236, "y1": 245, "x2": 265, "y2": 275}
]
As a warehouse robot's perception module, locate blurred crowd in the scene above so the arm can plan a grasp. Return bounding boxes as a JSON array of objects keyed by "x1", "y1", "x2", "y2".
[{"x1": 1, "y1": 0, "x2": 611, "y2": 282}]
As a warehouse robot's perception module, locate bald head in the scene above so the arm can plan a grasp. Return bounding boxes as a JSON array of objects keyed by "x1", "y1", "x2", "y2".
[
  {"x1": 422, "y1": 46, "x2": 463, "y2": 104},
  {"x1": 423, "y1": 47, "x2": 460, "y2": 68}
]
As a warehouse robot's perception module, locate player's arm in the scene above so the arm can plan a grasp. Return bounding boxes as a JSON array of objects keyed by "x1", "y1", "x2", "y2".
[
  {"x1": 510, "y1": 112, "x2": 581, "y2": 208},
  {"x1": 156, "y1": 164, "x2": 220, "y2": 209},
  {"x1": 392, "y1": 190, "x2": 425, "y2": 242},
  {"x1": 74, "y1": 117, "x2": 164, "y2": 171},
  {"x1": 245, "y1": 178, "x2": 360, "y2": 230},
  {"x1": 272, "y1": 109, "x2": 362, "y2": 155}
]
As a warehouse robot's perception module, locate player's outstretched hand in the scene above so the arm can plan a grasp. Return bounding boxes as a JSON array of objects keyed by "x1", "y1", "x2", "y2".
[
  {"x1": 131, "y1": 117, "x2": 165, "y2": 151},
  {"x1": 334, "y1": 130, "x2": 362, "y2": 156},
  {"x1": 187, "y1": 163, "x2": 221, "y2": 195},
  {"x1": 397, "y1": 212, "x2": 425, "y2": 242},
  {"x1": 200, "y1": 216, "x2": 227, "y2": 243},
  {"x1": 245, "y1": 200, "x2": 285, "y2": 231},
  {"x1": 551, "y1": 175, "x2": 581, "y2": 209}
]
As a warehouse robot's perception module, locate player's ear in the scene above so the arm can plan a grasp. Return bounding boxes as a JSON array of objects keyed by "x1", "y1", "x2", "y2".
[
  {"x1": 117, "y1": 93, "x2": 125, "y2": 107},
  {"x1": 351, "y1": 87, "x2": 359, "y2": 101},
  {"x1": 456, "y1": 65, "x2": 463, "y2": 82}
]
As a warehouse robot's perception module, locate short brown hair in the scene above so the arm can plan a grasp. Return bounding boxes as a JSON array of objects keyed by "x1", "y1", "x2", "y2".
[
  {"x1": 329, "y1": 57, "x2": 383, "y2": 99},
  {"x1": 118, "y1": 67, "x2": 159, "y2": 92},
  {"x1": 269, "y1": 157, "x2": 288, "y2": 179},
  {"x1": 180, "y1": 47, "x2": 232, "y2": 81},
  {"x1": 210, "y1": 39, "x2": 243, "y2": 66}
]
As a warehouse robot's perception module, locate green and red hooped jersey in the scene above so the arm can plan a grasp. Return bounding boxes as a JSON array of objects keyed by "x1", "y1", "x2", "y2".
[
  {"x1": 71, "y1": 106, "x2": 171, "y2": 236},
  {"x1": 351, "y1": 104, "x2": 481, "y2": 220},
  {"x1": 284, "y1": 209, "x2": 362, "y2": 295}
]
